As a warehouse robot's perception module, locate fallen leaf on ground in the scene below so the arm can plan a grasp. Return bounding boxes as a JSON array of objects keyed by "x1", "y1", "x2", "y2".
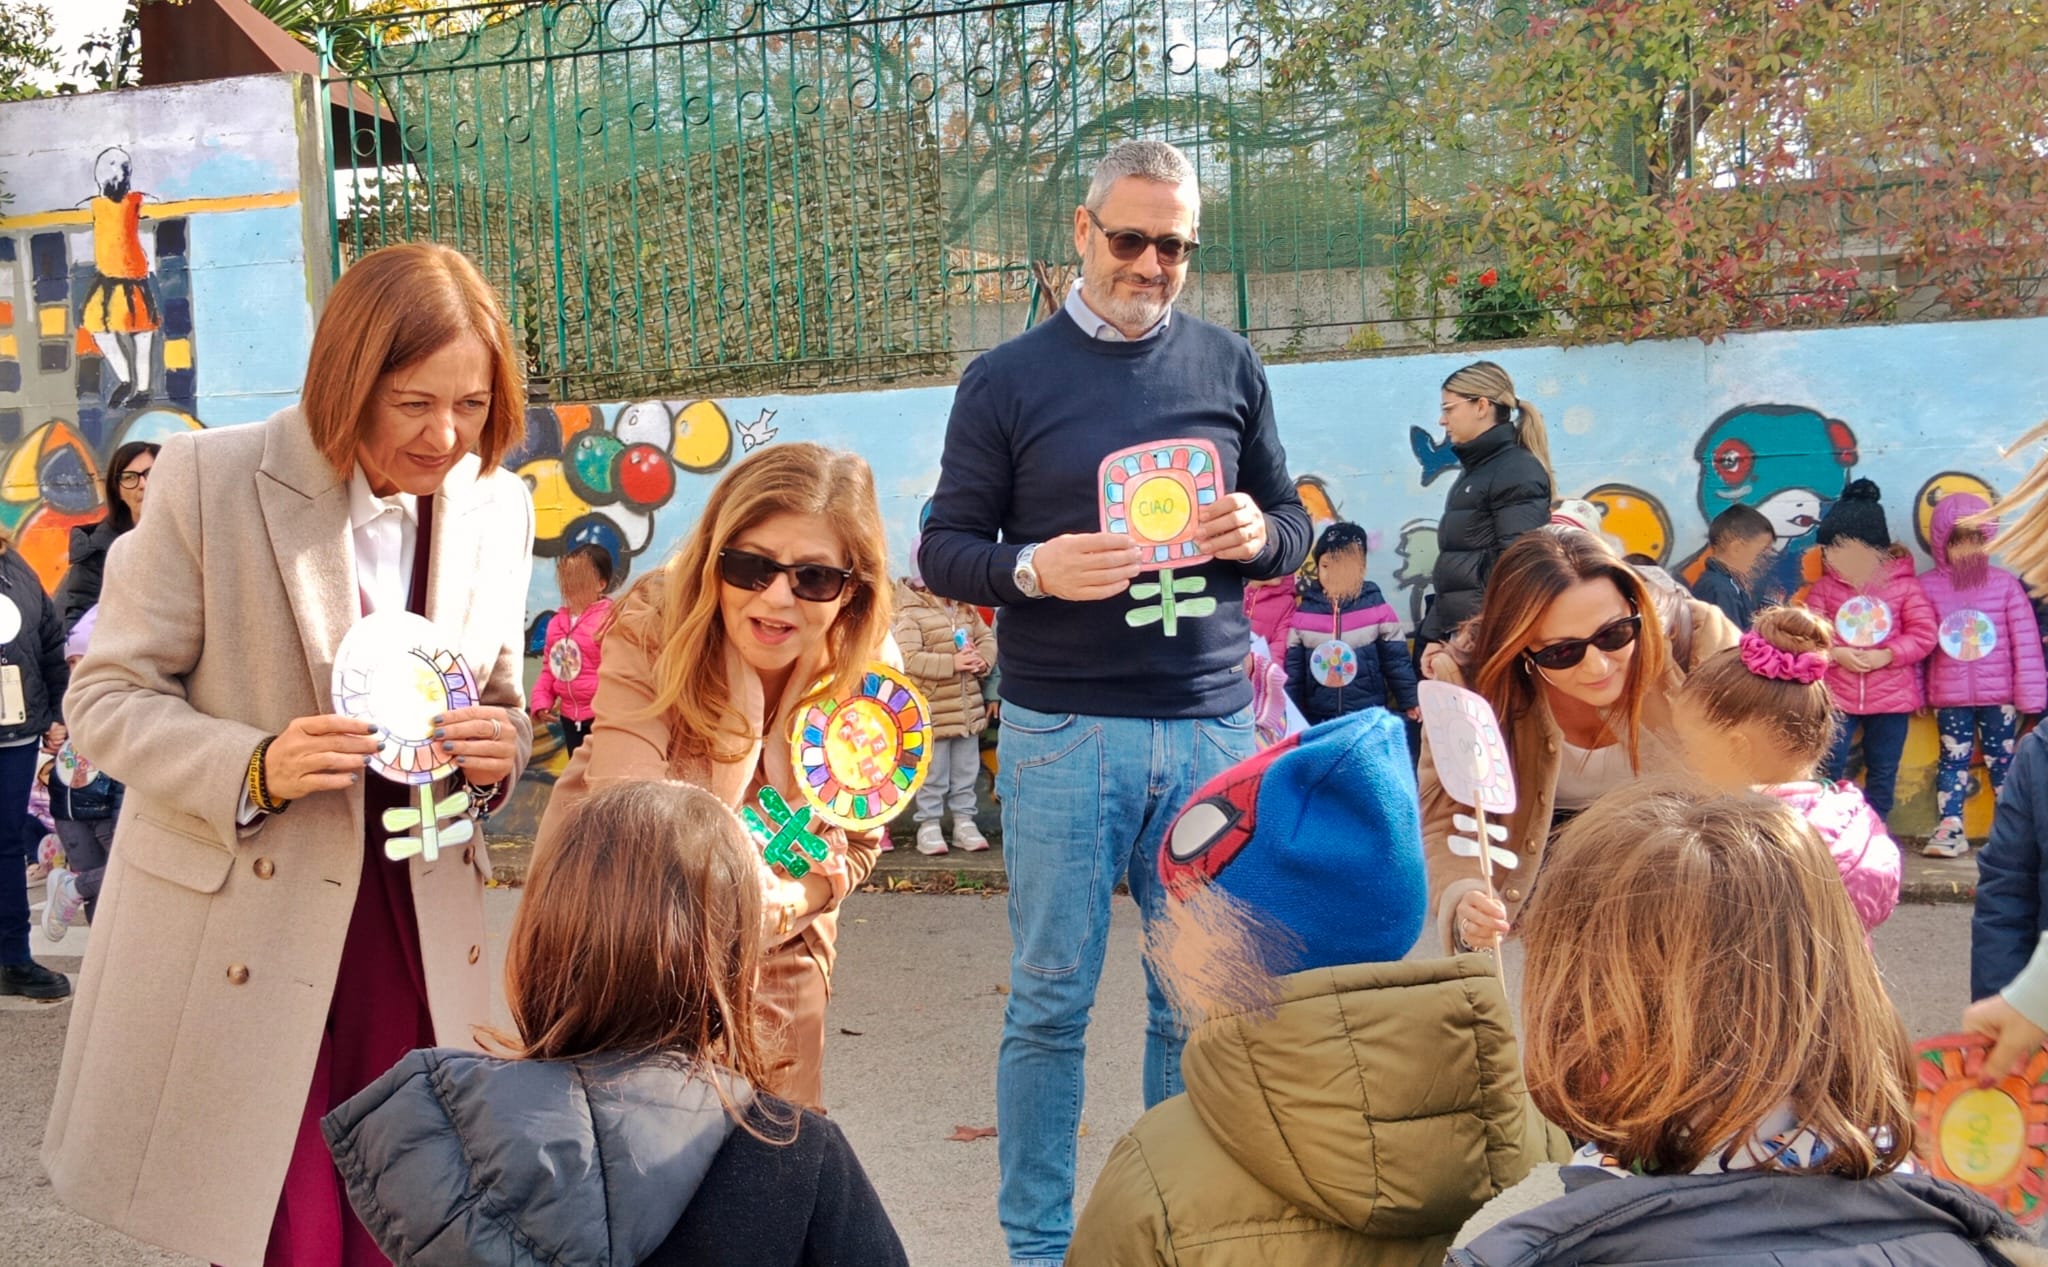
[
  {"x1": 948, "y1": 1125, "x2": 998, "y2": 1143},
  {"x1": 1077, "y1": 1122, "x2": 1089, "y2": 1138},
  {"x1": 839, "y1": 1027, "x2": 864, "y2": 1036},
  {"x1": 992, "y1": 983, "x2": 1011, "y2": 995}
]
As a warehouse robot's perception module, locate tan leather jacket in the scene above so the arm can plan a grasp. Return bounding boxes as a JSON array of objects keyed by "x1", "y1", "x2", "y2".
[{"x1": 1419, "y1": 585, "x2": 1737, "y2": 949}]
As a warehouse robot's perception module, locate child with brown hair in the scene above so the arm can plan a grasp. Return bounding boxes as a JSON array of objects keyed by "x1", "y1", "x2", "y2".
[
  {"x1": 1671, "y1": 605, "x2": 1901, "y2": 932},
  {"x1": 1453, "y1": 784, "x2": 2027, "y2": 1263},
  {"x1": 322, "y1": 780, "x2": 908, "y2": 1266}
]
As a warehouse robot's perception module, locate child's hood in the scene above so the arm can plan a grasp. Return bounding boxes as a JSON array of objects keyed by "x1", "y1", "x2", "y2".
[
  {"x1": 322, "y1": 1048, "x2": 743, "y2": 1267},
  {"x1": 1177, "y1": 955, "x2": 1555, "y2": 1236},
  {"x1": 1762, "y1": 781, "x2": 1883, "y2": 857},
  {"x1": 1930, "y1": 491, "x2": 1995, "y2": 569}
]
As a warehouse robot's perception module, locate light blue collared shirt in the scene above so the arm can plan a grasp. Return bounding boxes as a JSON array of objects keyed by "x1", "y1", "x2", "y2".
[{"x1": 1063, "y1": 280, "x2": 1169, "y2": 342}]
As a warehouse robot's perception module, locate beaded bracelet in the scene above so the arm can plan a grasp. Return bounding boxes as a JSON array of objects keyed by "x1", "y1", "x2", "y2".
[{"x1": 246, "y1": 736, "x2": 289, "y2": 815}]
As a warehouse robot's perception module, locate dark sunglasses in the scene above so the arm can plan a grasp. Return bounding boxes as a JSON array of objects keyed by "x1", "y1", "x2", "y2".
[
  {"x1": 1087, "y1": 209, "x2": 1200, "y2": 264},
  {"x1": 1523, "y1": 613, "x2": 1642, "y2": 672},
  {"x1": 717, "y1": 547, "x2": 856, "y2": 603}
]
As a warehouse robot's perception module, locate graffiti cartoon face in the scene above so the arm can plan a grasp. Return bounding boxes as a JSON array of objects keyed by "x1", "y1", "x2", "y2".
[
  {"x1": 1694, "y1": 404, "x2": 1858, "y2": 554},
  {"x1": 1393, "y1": 519, "x2": 1441, "y2": 627}
]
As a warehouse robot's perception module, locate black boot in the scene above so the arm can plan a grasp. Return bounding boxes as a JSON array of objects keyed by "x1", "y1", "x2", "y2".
[{"x1": 0, "y1": 961, "x2": 71, "y2": 999}]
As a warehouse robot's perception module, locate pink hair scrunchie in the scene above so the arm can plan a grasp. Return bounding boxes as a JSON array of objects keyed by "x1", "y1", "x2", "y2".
[{"x1": 1739, "y1": 630, "x2": 1829, "y2": 685}]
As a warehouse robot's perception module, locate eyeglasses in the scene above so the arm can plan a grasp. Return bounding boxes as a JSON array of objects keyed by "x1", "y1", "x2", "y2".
[
  {"x1": 1087, "y1": 209, "x2": 1200, "y2": 265},
  {"x1": 1522, "y1": 613, "x2": 1642, "y2": 672},
  {"x1": 117, "y1": 469, "x2": 150, "y2": 489},
  {"x1": 717, "y1": 548, "x2": 856, "y2": 603}
]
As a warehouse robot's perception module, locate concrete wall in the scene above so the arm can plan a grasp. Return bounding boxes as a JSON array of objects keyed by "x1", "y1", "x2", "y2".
[
  {"x1": 0, "y1": 73, "x2": 329, "y2": 585},
  {"x1": 501, "y1": 314, "x2": 2048, "y2": 836}
]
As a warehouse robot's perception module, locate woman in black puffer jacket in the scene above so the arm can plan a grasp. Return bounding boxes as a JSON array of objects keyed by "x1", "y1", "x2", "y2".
[
  {"x1": 0, "y1": 538, "x2": 71, "y2": 1000},
  {"x1": 53, "y1": 440, "x2": 157, "y2": 634},
  {"x1": 1417, "y1": 361, "x2": 1554, "y2": 654}
]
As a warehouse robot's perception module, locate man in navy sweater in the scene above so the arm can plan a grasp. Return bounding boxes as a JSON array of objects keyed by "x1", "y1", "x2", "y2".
[{"x1": 919, "y1": 139, "x2": 1311, "y2": 1266}]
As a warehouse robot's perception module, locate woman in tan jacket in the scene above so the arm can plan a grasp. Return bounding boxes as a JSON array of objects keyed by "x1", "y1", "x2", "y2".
[
  {"x1": 44, "y1": 244, "x2": 535, "y2": 1267},
  {"x1": 1421, "y1": 528, "x2": 1737, "y2": 954},
  {"x1": 536, "y1": 442, "x2": 892, "y2": 1111}
]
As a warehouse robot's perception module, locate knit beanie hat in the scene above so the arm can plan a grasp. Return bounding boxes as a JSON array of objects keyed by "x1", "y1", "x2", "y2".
[
  {"x1": 1816, "y1": 478, "x2": 1891, "y2": 550},
  {"x1": 1149, "y1": 707, "x2": 1427, "y2": 1022},
  {"x1": 1312, "y1": 520, "x2": 1370, "y2": 565}
]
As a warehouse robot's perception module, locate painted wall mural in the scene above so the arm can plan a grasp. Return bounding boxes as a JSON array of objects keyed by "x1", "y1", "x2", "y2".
[
  {"x1": 495, "y1": 315, "x2": 2048, "y2": 837},
  {"x1": 0, "y1": 75, "x2": 325, "y2": 586}
]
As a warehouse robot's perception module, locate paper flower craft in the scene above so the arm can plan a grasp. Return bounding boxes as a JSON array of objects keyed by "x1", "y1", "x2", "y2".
[
  {"x1": 1310, "y1": 639, "x2": 1358, "y2": 688},
  {"x1": 332, "y1": 611, "x2": 486, "y2": 865},
  {"x1": 53, "y1": 740, "x2": 96, "y2": 790},
  {"x1": 333, "y1": 611, "x2": 481, "y2": 786},
  {"x1": 1835, "y1": 595, "x2": 1896, "y2": 648},
  {"x1": 791, "y1": 663, "x2": 933, "y2": 830},
  {"x1": 1417, "y1": 680, "x2": 1516, "y2": 816},
  {"x1": 1939, "y1": 609, "x2": 1998, "y2": 662},
  {"x1": 546, "y1": 636, "x2": 583, "y2": 683},
  {"x1": 1449, "y1": 812, "x2": 1516, "y2": 874},
  {"x1": 1914, "y1": 1032, "x2": 2048, "y2": 1226},
  {"x1": 1099, "y1": 439, "x2": 1222, "y2": 571}
]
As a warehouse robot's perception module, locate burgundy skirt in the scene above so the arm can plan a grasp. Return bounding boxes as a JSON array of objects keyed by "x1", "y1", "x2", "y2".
[{"x1": 258, "y1": 787, "x2": 436, "y2": 1267}]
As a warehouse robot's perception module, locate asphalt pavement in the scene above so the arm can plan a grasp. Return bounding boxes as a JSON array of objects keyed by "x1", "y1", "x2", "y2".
[{"x1": 0, "y1": 889, "x2": 1989, "y2": 1267}]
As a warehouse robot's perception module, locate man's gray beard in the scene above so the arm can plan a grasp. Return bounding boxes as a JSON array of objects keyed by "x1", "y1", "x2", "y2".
[{"x1": 1092, "y1": 285, "x2": 1177, "y2": 334}]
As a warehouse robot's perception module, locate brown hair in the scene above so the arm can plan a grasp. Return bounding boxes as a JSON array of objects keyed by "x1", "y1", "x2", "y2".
[
  {"x1": 1679, "y1": 606, "x2": 1838, "y2": 768},
  {"x1": 1521, "y1": 782, "x2": 1915, "y2": 1176},
  {"x1": 300, "y1": 243, "x2": 526, "y2": 476},
  {"x1": 1465, "y1": 526, "x2": 1668, "y2": 769},
  {"x1": 495, "y1": 781, "x2": 790, "y2": 1135},
  {"x1": 1946, "y1": 522, "x2": 1992, "y2": 591},
  {"x1": 628, "y1": 443, "x2": 892, "y2": 762}
]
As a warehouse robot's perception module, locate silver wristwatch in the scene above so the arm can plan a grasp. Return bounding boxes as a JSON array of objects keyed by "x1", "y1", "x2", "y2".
[{"x1": 1012, "y1": 543, "x2": 1045, "y2": 599}]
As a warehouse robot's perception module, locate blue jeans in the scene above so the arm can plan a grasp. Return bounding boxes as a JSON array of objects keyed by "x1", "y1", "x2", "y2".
[
  {"x1": 1822, "y1": 711, "x2": 1912, "y2": 821},
  {"x1": 1936, "y1": 704, "x2": 2020, "y2": 822},
  {"x1": 995, "y1": 701, "x2": 1256, "y2": 1265},
  {"x1": 0, "y1": 741, "x2": 41, "y2": 963}
]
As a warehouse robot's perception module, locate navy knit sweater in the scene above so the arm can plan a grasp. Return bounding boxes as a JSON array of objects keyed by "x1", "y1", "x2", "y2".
[{"x1": 919, "y1": 309, "x2": 1311, "y2": 718}]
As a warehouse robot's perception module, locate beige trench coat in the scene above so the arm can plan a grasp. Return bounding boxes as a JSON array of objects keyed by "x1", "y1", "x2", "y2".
[{"x1": 42, "y1": 408, "x2": 535, "y2": 1267}]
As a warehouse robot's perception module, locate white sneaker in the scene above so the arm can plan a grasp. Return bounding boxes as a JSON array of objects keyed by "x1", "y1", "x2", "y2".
[
  {"x1": 1923, "y1": 818, "x2": 1970, "y2": 859},
  {"x1": 953, "y1": 821, "x2": 990, "y2": 852},
  {"x1": 915, "y1": 822, "x2": 948, "y2": 856},
  {"x1": 41, "y1": 869, "x2": 83, "y2": 944}
]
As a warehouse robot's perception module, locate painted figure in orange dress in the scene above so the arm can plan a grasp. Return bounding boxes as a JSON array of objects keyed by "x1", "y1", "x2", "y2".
[{"x1": 79, "y1": 148, "x2": 159, "y2": 409}]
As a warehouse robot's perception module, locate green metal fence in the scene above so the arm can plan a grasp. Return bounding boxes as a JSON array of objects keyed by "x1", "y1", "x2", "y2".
[
  {"x1": 318, "y1": 1, "x2": 2048, "y2": 397},
  {"x1": 318, "y1": 0, "x2": 1393, "y2": 398}
]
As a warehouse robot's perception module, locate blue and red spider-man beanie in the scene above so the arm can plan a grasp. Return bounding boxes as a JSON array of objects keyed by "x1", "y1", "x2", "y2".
[{"x1": 1148, "y1": 706, "x2": 1426, "y2": 1021}]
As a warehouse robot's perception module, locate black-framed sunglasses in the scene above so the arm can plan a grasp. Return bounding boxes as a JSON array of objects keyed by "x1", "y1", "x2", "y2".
[
  {"x1": 717, "y1": 547, "x2": 856, "y2": 603},
  {"x1": 1523, "y1": 613, "x2": 1642, "y2": 672},
  {"x1": 1087, "y1": 209, "x2": 1201, "y2": 264},
  {"x1": 117, "y1": 469, "x2": 150, "y2": 489}
]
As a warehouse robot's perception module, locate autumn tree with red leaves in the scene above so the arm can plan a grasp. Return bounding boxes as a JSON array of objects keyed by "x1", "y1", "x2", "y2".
[{"x1": 1257, "y1": 0, "x2": 2048, "y2": 342}]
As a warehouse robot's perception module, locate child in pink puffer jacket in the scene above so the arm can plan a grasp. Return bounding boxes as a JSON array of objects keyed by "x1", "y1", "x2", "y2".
[
  {"x1": 1671, "y1": 606, "x2": 1900, "y2": 933},
  {"x1": 1804, "y1": 480, "x2": 1937, "y2": 826},
  {"x1": 1919, "y1": 491, "x2": 2046, "y2": 856}
]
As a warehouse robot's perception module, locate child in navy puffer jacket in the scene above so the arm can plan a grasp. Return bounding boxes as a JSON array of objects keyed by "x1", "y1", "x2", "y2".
[
  {"x1": 1920, "y1": 492, "x2": 2046, "y2": 857},
  {"x1": 1283, "y1": 523, "x2": 1417, "y2": 726}
]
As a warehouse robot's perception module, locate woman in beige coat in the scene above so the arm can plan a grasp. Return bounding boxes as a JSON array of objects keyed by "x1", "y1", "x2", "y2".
[
  {"x1": 535, "y1": 442, "x2": 893, "y2": 1112},
  {"x1": 1421, "y1": 528, "x2": 1736, "y2": 954},
  {"x1": 42, "y1": 244, "x2": 535, "y2": 1267}
]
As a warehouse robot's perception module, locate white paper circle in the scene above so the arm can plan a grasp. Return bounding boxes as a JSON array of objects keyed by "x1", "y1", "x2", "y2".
[{"x1": 0, "y1": 594, "x2": 23, "y2": 645}]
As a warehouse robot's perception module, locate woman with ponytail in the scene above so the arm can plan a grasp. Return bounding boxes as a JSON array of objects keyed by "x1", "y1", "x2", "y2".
[{"x1": 1417, "y1": 361, "x2": 1555, "y2": 659}]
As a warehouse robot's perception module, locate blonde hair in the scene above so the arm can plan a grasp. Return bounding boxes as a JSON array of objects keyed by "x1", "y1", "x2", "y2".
[
  {"x1": 1466, "y1": 527, "x2": 1667, "y2": 770},
  {"x1": 1521, "y1": 782, "x2": 1914, "y2": 1177},
  {"x1": 495, "y1": 780, "x2": 790, "y2": 1138},
  {"x1": 1984, "y1": 418, "x2": 2048, "y2": 587},
  {"x1": 301, "y1": 243, "x2": 525, "y2": 475},
  {"x1": 1679, "y1": 606, "x2": 1837, "y2": 768},
  {"x1": 628, "y1": 443, "x2": 891, "y2": 763},
  {"x1": 1443, "y1": 360, "x2": 1550, "y2": 476}
]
